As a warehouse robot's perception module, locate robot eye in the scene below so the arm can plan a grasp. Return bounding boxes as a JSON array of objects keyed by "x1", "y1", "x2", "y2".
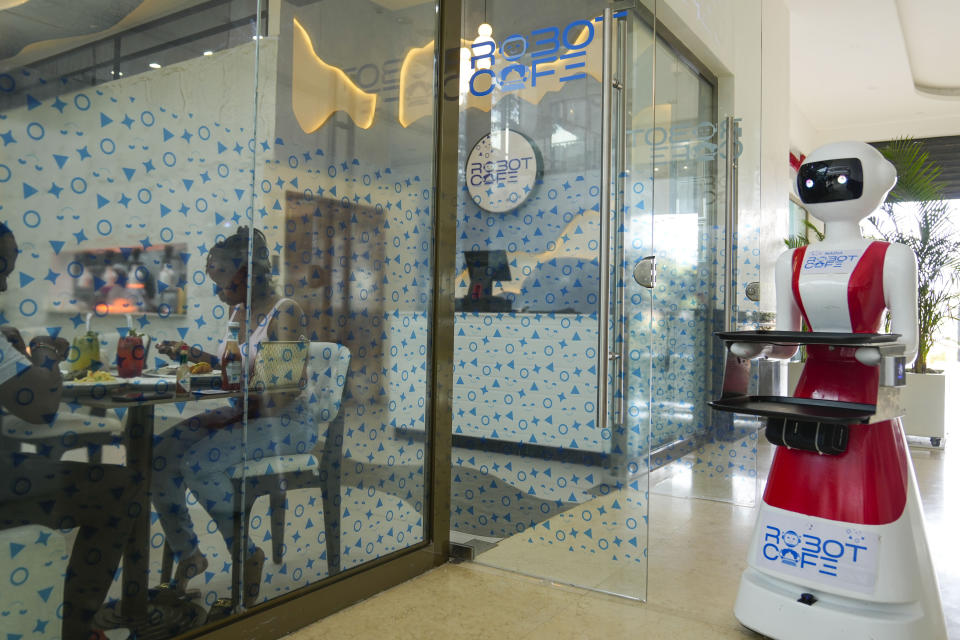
[{"x1": 797, "y1": 157, "x2": 863, "y2": 204}]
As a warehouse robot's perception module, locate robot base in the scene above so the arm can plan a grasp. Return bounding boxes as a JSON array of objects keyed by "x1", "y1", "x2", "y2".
[{"x1": 734, "y1": 567, "x2": 937, "y2": 640}]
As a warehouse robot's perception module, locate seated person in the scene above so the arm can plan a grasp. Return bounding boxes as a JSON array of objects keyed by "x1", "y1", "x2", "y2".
[
  {"x1": 0, "y1": 223, "x2": 139, "y2": 640},
  {"x1": 151, "y1": 226, "x2": 312, "y2": 606}
]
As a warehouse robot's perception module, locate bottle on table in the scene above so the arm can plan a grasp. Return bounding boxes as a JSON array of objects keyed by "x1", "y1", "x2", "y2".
[
  {"x1": 175, "y1": 344, "x2": 191, "y2": 395},
  {"x1": 221, "y1": 321, "x2": 242, "y2": 391}
]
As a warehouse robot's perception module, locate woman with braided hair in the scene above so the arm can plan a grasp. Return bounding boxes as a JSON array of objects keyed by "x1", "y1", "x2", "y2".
[{"x1": 151, "y1": 226, "x2": 308, "y2": 607}]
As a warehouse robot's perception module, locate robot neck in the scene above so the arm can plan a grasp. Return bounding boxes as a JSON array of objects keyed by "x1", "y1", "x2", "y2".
[{"x1": 823, "y1": 219, "x2": 863, "y2": 243}]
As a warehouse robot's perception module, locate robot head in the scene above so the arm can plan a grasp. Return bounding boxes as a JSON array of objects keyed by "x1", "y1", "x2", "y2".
[{"x1": 796, "y1": 141, "x2": 897, "y2": 223}]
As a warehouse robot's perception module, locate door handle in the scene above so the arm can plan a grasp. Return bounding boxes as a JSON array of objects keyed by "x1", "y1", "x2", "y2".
[
  {"x1": 633, "y1": 256, "x2": 657, "y2": 289},
  {"x1": 598, "y1": 6, "x2": 614, "y2": 447},
  {"x1": 723, "y1": 115, "x2": 740, "y2": 330}
]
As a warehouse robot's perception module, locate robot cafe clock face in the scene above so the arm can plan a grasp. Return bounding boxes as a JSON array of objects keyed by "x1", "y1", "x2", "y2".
[{"x1": 466, "y1": 130, "x2": 541, "y2": 213}]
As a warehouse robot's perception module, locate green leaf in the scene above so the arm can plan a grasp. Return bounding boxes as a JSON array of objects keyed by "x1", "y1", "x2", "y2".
[{"x1": 877, "y1": 137, "x2": 959, "y2": 374}]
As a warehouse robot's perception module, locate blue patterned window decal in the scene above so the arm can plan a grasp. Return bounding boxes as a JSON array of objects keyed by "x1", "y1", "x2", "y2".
[{"x1": 0, "y1": 0, "x2": 439, "y2": 636}]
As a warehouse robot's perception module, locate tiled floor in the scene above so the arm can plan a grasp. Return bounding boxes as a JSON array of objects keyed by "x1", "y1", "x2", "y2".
[{"x1": 286, "y1": 439, "x2": 957, "y2": 639}]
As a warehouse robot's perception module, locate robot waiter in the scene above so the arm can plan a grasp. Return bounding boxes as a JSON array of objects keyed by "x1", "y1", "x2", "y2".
[{"x1": 726, "y1": 141, "x2": 947, "y2": 639}]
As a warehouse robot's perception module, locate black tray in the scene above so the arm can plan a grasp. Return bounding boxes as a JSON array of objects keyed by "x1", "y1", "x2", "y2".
[
  {"x1": 715, "y1": 330, "x2": 899, "y2": 346},
  {"x1": 709, "y1": 395, "x2": 876, "y2": 423}
]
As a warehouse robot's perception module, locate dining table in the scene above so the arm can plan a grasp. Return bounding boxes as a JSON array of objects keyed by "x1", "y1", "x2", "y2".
[{"x1": 63, "y1": 372, "x2": 241, "y2": 636}]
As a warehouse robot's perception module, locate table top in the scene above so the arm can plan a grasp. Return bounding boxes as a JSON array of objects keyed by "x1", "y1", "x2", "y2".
[
  {"x1": 62, "y1": 372, "x2": 300, "y2": 408},
  {"x1": 64, "y1": 385, "x2": 240, "y2": 409}
]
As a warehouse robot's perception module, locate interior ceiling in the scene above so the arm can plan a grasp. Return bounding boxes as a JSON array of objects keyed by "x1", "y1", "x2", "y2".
[
  {"x1": 787, "y1": 0, "x2": 960, "y2": 141},
  {"x1": 368, "y1": 0, "x2": 433, "y2": 9},
  {"x1": 0, "y1": 0, "x2": 439, "y2": 71},
  {"x1": 893, "y1": 0, "x2": 960, "y2": 96},
  {"x1": 0, "y1": 0, "x2": 210, "y2": 71},
  {"x1": 0, "y1": 0, "x2": 146, "y2": 60},
  {"x1": 5, "y1": 0, "x2": 958, "y2": 143}
]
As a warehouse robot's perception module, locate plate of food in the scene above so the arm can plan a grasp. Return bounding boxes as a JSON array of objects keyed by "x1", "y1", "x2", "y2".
[
  {"x1": 146, "y1": 365, "x2": 178, "y2": 376},
  {"x1": 63, "y1": 370, "x2": 128, "y2": 397},
  {"x1": 187, "y1": 362, "x2": 221, "y2": 380},
  {"x1": 145, "y1": 362, "x2": 222, "y2": 388},
  {"x1": 148, "y1": 362, "x2": 219, "y2": 375}
]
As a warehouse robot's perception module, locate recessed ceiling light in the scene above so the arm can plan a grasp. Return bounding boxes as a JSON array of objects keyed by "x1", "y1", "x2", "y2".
[
  {"x1": 203, "y1": 50, "x2": 214, "y2": 56},
  {"x1": 149, "y1": 62, "x2": 161, "y2": 69}
]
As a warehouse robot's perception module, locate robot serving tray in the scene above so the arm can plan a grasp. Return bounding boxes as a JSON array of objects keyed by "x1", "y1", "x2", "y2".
[
  {"x1": 714, "y1": 330, "x2": 900, "y2": 346},
  {"x1": 710, "y1": 330, "x2": 904, "y2": 433}
]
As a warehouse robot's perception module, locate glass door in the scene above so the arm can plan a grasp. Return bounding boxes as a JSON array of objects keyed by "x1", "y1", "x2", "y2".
[
  {"x1": 449, "y1": 0, "x2": 656, "y2": 600},
  {"x1": 645, "y1": 3, "x2": 765, "y2": 508}
]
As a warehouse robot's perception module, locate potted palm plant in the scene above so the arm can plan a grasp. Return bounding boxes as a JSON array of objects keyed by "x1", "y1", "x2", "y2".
[{"x1": 866, "y1": 137, "x2": 960, "y2": 446}]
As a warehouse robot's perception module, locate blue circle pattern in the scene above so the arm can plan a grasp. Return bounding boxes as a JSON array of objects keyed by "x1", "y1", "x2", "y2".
[{"x1": 0, "y1": 77, "x2": 442, "y2": 614}]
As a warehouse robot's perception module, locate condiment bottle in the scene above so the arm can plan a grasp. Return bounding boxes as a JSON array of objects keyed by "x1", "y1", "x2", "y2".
[
  {"x1": 175, "y1": 344, "x2": 191, "y2": 395},
  {"x1": 221, "y1": 321, "x2": 242, "y2": 391}
]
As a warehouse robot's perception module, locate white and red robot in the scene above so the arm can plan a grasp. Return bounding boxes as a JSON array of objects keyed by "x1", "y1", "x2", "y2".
[{"x1": 730, "y1": 141, "x2": 947, "y2": 639}]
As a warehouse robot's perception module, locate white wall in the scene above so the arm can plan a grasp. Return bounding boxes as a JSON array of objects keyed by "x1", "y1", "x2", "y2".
[
  {"x1": 656, "y1": 0, "x2": 735, "y2": 76},
  {"x1": 806, "y1": 115, "x2": 960, "y2": 149},
  {"x1": 790, "y1": 101, "x2": 817, "y2": 157},
  {"x1": 759, "y1": 0, "x2": 792, "y2": 314}
]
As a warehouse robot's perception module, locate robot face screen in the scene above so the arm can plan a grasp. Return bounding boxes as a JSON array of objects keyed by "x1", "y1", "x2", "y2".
[{"x1": 797, "y1": 157, "x2": 864, "y2": 204}]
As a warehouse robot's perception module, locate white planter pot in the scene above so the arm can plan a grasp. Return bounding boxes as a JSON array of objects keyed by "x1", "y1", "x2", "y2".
[
  {"x1": 901, "y1": 372, "x2": 946, "y2": 445},
  {"x1": 786, "y1": 362, "x2": 946, "y2": 446}
]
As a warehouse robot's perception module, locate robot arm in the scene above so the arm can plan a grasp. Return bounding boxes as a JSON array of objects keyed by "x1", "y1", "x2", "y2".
[
  {"x1": 729, "y1": 249, "x2": 801, "y2": 360},
  {"x1": 773, "y1": 249, "x2": 803, "y2": 334},
  {"x1": 883, "y1": 242, "x2": 919, "y2": 364},
  {"x1": 851, "y1": 243, "x2": 918, "y2": 366}
]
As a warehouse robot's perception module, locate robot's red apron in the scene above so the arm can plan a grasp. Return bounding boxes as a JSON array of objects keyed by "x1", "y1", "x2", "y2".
[{"x1": 763, "y1": 241, "x2": 909, "y2": 525}]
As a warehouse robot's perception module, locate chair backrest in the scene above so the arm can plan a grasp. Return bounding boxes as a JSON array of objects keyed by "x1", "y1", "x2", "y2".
[
  {"x1": 306, "y1": 342, "x2": 350, "y2": 424},
  {"x1": 251, "y1": 340, "x2": 309, "y2": 391}
]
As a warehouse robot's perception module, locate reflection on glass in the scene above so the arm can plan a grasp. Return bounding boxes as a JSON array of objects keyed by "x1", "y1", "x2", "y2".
[
  {"x1": 51, "y1": 244, "x2": 188, "y2": 316},
  {"x1": 0, "y1": 0, "x2": 438, "y2": 636}
]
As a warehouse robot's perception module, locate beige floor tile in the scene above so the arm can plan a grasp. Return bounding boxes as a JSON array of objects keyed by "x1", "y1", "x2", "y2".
[
  {"x1": 290, "y1": 564, "x2": 585, "y2": 639},
  {"x1": 285, "y1": 439, "x2": 955, "y2": 640},
  {"x1": 520, "y1": 591, "x2": 758, "y2": 640},
  {"x1": 475, "y1": 488, "x2": 649, "y2": 598}
]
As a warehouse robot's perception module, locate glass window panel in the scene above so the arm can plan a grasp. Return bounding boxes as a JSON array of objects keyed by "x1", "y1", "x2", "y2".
[
  {"x1": 245, "y1": 0, "x2": 438, "y2": 607},
  {"x1": 0, "y1": 0, "x2": 439, "y2": 637}
]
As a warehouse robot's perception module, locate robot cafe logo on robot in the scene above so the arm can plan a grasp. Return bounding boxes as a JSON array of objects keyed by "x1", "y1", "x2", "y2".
[
  {"x1": 759, "y1": 520, "x2": 879, "y2": 592},
  {"x1": 803, "y1": 250, "x2": 861, "y2": 271}
]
